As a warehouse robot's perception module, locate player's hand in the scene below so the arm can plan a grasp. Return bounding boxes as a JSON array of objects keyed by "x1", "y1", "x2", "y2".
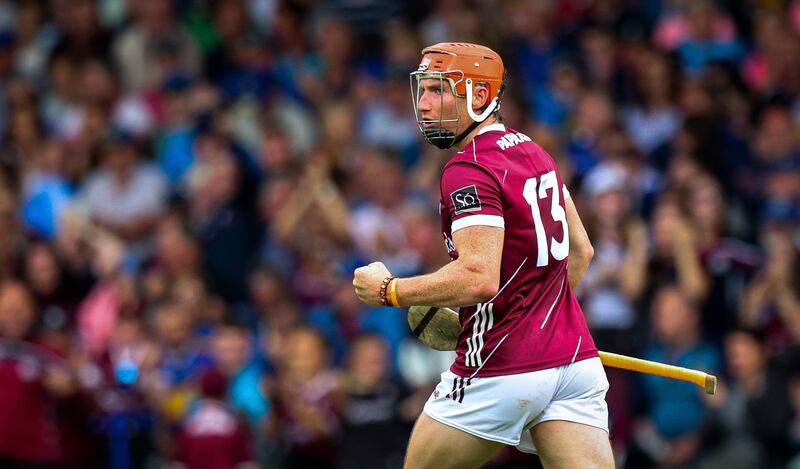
[{"x1": 353, "y1": 262, "x2": 392, "y2": 307}]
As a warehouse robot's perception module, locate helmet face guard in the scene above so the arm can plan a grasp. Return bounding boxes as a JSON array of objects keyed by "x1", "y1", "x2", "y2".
[
  {"x1": 409, "y1": 69, "x2": 464, "y2": 149},
  {"x1": 410, "y1": 65, "x2": 502, "y2": 149}
]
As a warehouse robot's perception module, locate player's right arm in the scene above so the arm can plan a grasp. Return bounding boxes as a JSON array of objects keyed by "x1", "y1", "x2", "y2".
[
  {"x1": 398, "y1": 161, "x2": 506, "y2": 307},
  {"x1": 398, "y1": 160, "x2": 505, "y2": 307},
  {"x1": 397, "y1": 224, "x2": 503, "y2": 307},
  {"x1": 565, "y1": 196, "x2": 594, "y2": 289}
]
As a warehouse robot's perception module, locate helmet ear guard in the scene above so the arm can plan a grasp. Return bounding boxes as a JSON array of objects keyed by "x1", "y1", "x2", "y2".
[
  {"x1": 465, "y1": 78, "x2": 499, "y2": 123},
  {"x1": 467, "y1": 69, "x2": 508, "y2": 122}
]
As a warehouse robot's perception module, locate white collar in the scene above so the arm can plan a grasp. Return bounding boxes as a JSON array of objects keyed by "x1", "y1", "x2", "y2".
[{"x1": 477, "y1": 123, "x2": 506, "y2": 135}]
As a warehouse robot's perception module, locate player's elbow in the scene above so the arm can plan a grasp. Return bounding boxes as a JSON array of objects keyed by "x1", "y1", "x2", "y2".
[
  {"x1": 573, "y1": 238, "x2": 594, "y2": 263},
  {"x1": 465, "y1": 267, "x2": 499, "y2": 302},
  {"x1": 581, "y1": 241, "x2": 595, "y2": 262},
  {"x1": 465, "y1": 280, "x2": 497, "y2": 303},
  {"x1": 456, "y1": 259, "x2": 499, "y2": 303}
]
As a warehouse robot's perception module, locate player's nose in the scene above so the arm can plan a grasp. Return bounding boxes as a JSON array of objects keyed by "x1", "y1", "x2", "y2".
[{"x1": 417, "y1": 92, "x2": 433, "y2": 113}]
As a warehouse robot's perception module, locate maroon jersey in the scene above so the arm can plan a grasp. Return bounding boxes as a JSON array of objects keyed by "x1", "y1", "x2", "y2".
[
  {"x1": 176, "y1": 400, "x2": 253, "y2": 469},
  {"x1": 439, "y1": 123, "x2": 597, "y2": 377},
  {"x1": 0, "y1": 341, "x2": 61, "y2": 464}
]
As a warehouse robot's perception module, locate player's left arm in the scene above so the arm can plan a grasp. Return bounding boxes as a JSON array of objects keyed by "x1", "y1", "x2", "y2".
[{"x1": 565, "y1": 196, "x2": 594, "y2": 289}]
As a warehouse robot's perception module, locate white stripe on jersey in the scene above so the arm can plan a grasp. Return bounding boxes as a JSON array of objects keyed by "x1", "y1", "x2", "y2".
[
  {"x1": 464, "y1": 256, "x2": 527, "y2": 339},
  {"x1": 474, "y1": 305, "x2": 487, "y2": 367},
  {"x1": 571, "y1": 336, "x2": 583, "y2": 364},
  {"x1": 466, "y1": 308, "x2": 476, "y2": 367},
  {"x1": 451, "y1": 214, "x2": 505, "y2": 233},
  {"x1": 466, "y1": 304, "x2": 484, "y2": 366},
  {"x1": 540, "y1": 277, "x2": 565, "y2": 329},
  {"x1": 486, "y1": 257, "x2": 527, "y2": 304},
  {"x1": 475, "y1": 304, "x2": 494, "y2": 367},
  {"x1": 466, "y1": 303, "x2": 494, "y2": 367},
  {"x1": 451, "y1": 331, "x2": 511, "y2": 398},
  {"x1": 467, "y1": 310, "x2": 478, "y2": 367}
]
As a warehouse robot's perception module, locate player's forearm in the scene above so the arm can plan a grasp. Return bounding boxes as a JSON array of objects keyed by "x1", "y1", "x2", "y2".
[
  {"x1": 397, "y1": 259, "x2": 498, "y2": 307},
  {"x1": 567, "y1": 246, "x2": 593, "y2": 289},
  {"x1": 565, "y1": 197, "x2": 593, "y2": 289}
]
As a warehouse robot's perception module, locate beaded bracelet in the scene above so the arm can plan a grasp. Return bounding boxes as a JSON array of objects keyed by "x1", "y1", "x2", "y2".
[{"x1": 379, "y1": 277, "x2": 392, "y2": 306}]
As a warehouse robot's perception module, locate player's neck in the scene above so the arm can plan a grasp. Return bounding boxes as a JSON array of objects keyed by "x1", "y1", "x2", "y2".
[{"x1": 454, "y1": 117, "x2": 500, "y2": 151}]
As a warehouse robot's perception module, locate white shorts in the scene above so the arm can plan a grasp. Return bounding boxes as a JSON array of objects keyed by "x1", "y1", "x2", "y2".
[{"x1": 423, "y1": 357, "x2": 609, "y2": 454}]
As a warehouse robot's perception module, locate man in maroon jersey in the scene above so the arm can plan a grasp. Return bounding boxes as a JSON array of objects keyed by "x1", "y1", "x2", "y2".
[
  {"x1": 0, "y1": 280, "x2": 78, "y2": 467},
  {"x1": 174, "y1": 368, "x2": 257, "y2": 469},
  {"x1": 353, "y1": 43, "x2": 613, "y2": 468}
]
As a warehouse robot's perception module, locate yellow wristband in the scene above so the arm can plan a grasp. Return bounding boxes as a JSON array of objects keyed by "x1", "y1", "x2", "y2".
[{"x1": 389, "y1": 278, "x2": 400, "y2": 307}]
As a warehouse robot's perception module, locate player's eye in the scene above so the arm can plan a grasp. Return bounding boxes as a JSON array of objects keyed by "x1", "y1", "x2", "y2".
[{"x1": 426, "y1": 86, "x2": 443, "y2": 96}]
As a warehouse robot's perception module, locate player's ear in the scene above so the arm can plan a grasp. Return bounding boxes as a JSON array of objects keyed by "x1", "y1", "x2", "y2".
[{"x1": 471, "y1": 83, "x2": 490, "y2": 111}]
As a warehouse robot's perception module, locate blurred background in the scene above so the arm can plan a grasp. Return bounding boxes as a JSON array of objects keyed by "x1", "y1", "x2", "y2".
[{"x1": 0, "y1": 0, "x2": 798, "y2": 468}]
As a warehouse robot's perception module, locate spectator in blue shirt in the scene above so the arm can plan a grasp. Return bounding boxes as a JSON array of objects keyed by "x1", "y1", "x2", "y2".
[{"x1": 630, "y1": 284, "x2": 721, "y2": 467}]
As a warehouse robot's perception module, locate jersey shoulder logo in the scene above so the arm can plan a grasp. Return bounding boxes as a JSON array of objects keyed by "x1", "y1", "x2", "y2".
[{"x1": 450, "y1": 185, "x2": 482, "y2": 214}]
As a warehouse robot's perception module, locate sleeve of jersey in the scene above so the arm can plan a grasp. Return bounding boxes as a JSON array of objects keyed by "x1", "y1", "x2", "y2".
[{"x1": 441, "y1": 162, "x2": 504, "y2": 233}]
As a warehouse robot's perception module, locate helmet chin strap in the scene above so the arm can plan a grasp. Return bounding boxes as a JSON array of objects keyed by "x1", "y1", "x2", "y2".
[
  {"x1": 422, "y1": 120, "x2": 482, "y2": 149},
  {"x1": 422, "y1": 79, "x2": 498, "y2": 150}
]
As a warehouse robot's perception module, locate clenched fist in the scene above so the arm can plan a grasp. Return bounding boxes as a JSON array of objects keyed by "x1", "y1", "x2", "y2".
[{"x1": 353, "y1": 262, "x2": 392, "y2": 306}]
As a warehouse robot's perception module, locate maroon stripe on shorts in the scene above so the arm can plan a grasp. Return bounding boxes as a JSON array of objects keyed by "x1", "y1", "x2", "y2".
[{"x1": 447, "y1": 376, "x2": 458, "y2": 399}]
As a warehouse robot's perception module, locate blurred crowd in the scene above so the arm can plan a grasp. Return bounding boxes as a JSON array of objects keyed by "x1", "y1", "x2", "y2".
[{"x1": 0, "y1": 0, "x2": 799, "y2": 468}]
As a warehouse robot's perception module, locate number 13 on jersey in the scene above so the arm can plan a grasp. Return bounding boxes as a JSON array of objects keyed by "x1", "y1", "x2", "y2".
[{"x1": 523, "y1": 170, "x2": 569, "y2": 267}]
